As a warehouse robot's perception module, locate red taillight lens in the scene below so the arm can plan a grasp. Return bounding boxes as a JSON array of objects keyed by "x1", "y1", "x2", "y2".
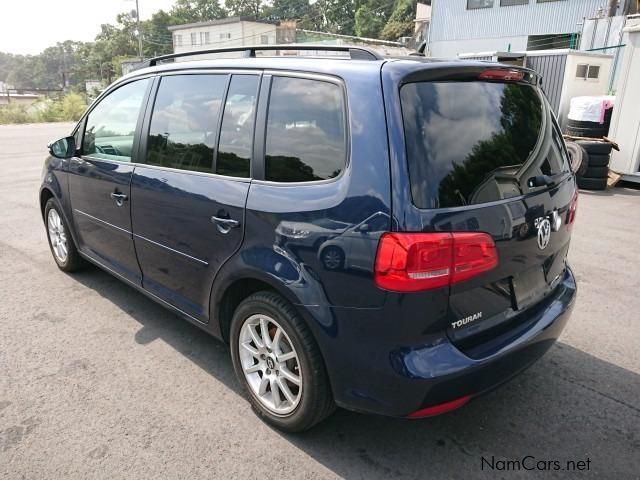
[
  {"x1": 374, "y1": 232, "x2": 498, "y2": 292},
  {"x1": 478, "y1": 68, "x2": 525, "y2": 82},
  {"x1": 566, "y1": 190, "x2": 578, "y2": 228}
]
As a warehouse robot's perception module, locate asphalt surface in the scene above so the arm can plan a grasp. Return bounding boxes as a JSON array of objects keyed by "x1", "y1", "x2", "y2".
[{"x1": 1, "y1": 122, "x2": 639, "y2": 479}]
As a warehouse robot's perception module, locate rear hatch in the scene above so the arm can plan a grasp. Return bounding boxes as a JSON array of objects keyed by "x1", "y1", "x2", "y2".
[{"x1": 396, "y1": 65, "x2": 577, "y2": 357}]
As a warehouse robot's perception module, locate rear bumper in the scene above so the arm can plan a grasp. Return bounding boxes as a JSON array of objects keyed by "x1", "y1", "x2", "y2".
[{"x1": 318, "y1": 266, "x2": 576, "y2": 417}]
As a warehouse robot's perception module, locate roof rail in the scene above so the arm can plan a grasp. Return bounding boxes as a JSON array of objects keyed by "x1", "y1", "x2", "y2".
[{"x1": 147, "y1": 44, "x2": 384, "y2": 66}]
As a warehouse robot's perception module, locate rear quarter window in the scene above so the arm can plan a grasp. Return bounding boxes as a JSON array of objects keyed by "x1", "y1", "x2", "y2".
[{"x1": 401, "y1": 81, "x2": 570, "y2": 209}]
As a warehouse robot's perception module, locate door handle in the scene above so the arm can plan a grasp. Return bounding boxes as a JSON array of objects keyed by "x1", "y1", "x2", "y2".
[
  {"x1": 211, "y1": 215, "x2": 240, "y2": 233},
  {"x1": 110, "y1": 192, "x2": 128, "y2": 207}
]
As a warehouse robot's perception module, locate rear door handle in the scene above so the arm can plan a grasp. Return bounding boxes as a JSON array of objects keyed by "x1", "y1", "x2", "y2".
[
  {"x1": 211, "y1": 216, "x2": 240, "y2": 233},
  {"x1": 110, "y1": 192, "x2": 128, "y2": 207}
]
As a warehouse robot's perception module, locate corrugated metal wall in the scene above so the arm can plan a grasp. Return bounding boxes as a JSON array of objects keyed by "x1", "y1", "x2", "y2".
[
  {"x1": 526, "y1": 54, "x2": 567, "y2": 113},
  {"x1": 431, "y1": 0, "x2": 608, "y2": 43}
]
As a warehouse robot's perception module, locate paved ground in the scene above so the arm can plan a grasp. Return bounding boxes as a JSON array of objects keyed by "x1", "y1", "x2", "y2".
[{"x1": 1, "y1": 122, "x2": 639, "y2": 479}]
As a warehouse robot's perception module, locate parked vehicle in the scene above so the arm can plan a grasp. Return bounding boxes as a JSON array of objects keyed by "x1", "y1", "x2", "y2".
[{"x1": 40, "y1": 45, "x2": 578, "y2": 432}]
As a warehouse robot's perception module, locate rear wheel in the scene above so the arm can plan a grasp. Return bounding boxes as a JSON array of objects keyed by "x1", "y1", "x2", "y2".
[
  {"x1": 321, "y1": 246, "x2": 344, "y2": 271},
  {"x1": 230, "y1": 291, "x2": 335, "y2": 432},
  {"x1": 44, "y1": 199, "x2": 84, "y2": 272}
]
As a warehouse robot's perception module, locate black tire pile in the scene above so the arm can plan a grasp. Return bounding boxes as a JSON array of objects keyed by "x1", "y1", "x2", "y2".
[
  {"x1": 566, "y1": 108, "x2": 613, "y2": 139},
  {"x1": 574, "y1": 141, "x2": 613, "y2": 191}
]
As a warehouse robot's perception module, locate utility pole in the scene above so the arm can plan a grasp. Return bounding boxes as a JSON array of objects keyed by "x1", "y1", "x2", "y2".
[{"x1": 135, "y1": 0, "x2": 143, "y2": 60}]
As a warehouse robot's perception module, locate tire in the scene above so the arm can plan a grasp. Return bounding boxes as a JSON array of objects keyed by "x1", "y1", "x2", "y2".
[
  {"x1": 577, "y1": 177, "x2": 607, "y2": 190},
  {"x1": 585, "y1": 154, "x2": 610, "y2": 168},
  {"x1": 576, "y1": 141, "x2": 613, "y2": 155},
  {"x1": 44, "y1": 198, "x2": 84, "y2": 272},
  {"x1": 565, "y1": 126, "x2": 607, "y2": 138},
  {"x1": 583, "y1": 166, "x2": 608, "y2": 179},
  {"x1": 230, "y1": 291, "x2": 335, "y2": 432},
  {"x1": 320, "y1": 246, "x2": 345, "y2": 271},
  {"x1": 565, "y1": 141, "x2": 588, "y2": 177}
]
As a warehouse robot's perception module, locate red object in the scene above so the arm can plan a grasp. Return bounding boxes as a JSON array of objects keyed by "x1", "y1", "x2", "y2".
[
  {"x1": 407, "y1": 395, "x2": 472, "y2": 418},
  {"x1": 566, "y1": 190, "x2": 578, "y2": 228},
  {"x1": 374, "y1": 232, "x2": 498, "y2": 292},
  {"x1": 478, "y1": 69, "x2": 525, "y2": 82}
]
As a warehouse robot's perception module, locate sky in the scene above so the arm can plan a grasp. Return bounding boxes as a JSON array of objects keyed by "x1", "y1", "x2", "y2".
[{"x1": 0, "y1": 0, "x2": 177, "y2": 55}]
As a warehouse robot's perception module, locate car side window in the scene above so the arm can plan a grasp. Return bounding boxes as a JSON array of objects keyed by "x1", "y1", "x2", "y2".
[
  {"x1": 215, "y1": 75, "x2": 260, "y2": 178},
  {"x1": 265, "y1": 76, "x2": 346, "y2": 183},
  {"x1": 82, "y1": 78, "x2": 150, "y2": 162},
  {"x1": 146, "y1": 74, "x2": 227, "y2": 173}
]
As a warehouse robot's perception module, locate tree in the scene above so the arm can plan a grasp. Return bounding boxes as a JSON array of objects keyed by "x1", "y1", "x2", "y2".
[
  {"x1": 265, "y1": 0, "x2": 311, "y2": 21},
  {"x1": 354, "y1": 0, "x2": 393, "y2": 38},
  {"x1": 225, "y1": 0, "x2": 262, "y2": 17},
  {"x1": 308, "y1": 0, "x2": 356, "y2": 35},
  {"x1": 380, "y1": 0, "x2": 417, "y2": 41},
  {"x1": 171, "y1": 0, "x2": 226, "y2": 23}
]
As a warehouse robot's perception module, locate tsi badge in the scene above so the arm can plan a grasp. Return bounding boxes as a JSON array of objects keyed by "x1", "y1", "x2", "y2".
[{"x1": 451, "y1": 312, "x2": 482, "y2": 329}]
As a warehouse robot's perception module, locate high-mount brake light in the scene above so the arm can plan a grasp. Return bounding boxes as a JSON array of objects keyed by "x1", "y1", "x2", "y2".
[
  {"x1": 478, "y1": 69, "x2": 525, "y2": 82},
  {"x1": 374, "y1": 232, "x2": 498, "y2": 293}
]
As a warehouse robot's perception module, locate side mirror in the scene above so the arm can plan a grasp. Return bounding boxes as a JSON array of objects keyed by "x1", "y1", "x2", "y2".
[
  {"x1": 48, "y1": 136, "x2": 76, "y2": 159},
  {"x1": 357, "y1": 223, "x2": 370, "y2": 233}
]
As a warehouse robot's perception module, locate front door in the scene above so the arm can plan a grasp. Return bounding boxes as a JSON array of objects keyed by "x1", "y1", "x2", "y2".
[
  {"x1": 131, "y1": 73, "x2": 259, "y2": 321},
  {"x1": 68, "y1": 77, "x2": 151, "y2": 284}
]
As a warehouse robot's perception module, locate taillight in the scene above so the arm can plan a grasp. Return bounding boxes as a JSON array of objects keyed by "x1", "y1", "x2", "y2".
[
  {"x1": 374, "y1": 232, "x2": 498, "y2": 292},
  {"x1": 566, "y1": 190, "x2": 578, "y2": 228},
  {"x1": 478, "y1": 69, "x2": 525, "y2": 82}
]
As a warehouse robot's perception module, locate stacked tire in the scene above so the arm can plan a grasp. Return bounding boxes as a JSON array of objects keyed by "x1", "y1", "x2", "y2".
[
  {"x1": 575, "y1": 140, "x2": 612, "y2": 191},
  {"x1": 566, "y1": 107, "x2": 613, "y2": 139}
]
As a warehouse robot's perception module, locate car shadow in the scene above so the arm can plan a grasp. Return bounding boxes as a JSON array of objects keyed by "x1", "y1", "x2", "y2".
[{"x1": 70, "y1": 268, "x2": 640, "y2": 479}]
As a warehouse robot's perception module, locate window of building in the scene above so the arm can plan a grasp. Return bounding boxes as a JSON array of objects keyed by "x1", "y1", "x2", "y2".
[
  {"x1": 190, "y1": 32, "x2": 197, "y2": 45},
  {"x1": 174, "y1": 34, "x2": 182, "y2": 47},
  {"x1": 146, "y1": 75, "x2": 227, "y2": 173},
  {"x1": 265, "y1": 77, "x2": 346, "y2": 183},
  {"x1": 500, "y1": 0, "x2": 528, "y2": 5},
  {"x1": 216, "y1": 75, "x2": 260, "y2": 178},
  {"x1": 467, "y1": 0, "x2": 494, "y2": 9},
  {"x1": 200, "y1": 32, "x2": 210, "y2": 45},
  {"x1": 82, "y1": 79, "x2": 150, "y2": 162},
  {"x1": 219, "y1": 33, "x2": 231, "y2": 40},
  {"x1": 260, "y1": 35, "x2": 269, "y2": 44},
  {"x1": 537, "y1": 0, "x2": 563, "y2": 3},
  {"x1": 576, "y1": 64, "x2": 600, "y2": 80},
  {"x1": 527, "y1": 33, "x2": 576, "y2": 50}
]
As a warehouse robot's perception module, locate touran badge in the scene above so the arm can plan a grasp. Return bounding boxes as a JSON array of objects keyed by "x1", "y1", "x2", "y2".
[{"x1": 535, "y1": 217, "x2": 552, "y2": 250}]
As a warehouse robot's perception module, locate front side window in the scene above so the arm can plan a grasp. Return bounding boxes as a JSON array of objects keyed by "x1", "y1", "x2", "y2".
[
  {"x1": 82, "y1": 78, "x2": 150, "y2": 162},
  {"x1": 146, "y1": 74, "x2": 227, "y2": 173},
  {"x1": 216, "y1": 75, "x2": 260, "y2": 178},
  {"x1": 265, "y1": 77, "x2": 346, "y2": 182}
]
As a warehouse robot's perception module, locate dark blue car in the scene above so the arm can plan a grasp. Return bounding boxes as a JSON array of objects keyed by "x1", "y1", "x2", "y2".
[{"x1": 40, "y1": 45, "x2": 577, "y2": 432}]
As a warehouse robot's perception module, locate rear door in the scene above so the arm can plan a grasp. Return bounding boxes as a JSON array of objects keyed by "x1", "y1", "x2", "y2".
[
  {"x1": 131, "y1": 73, "x2": 259, "y2": 321},
  {"x1": 69, "y1": 77, "x2": 151, "y2": 283},
  {"x1": 393, "y1": 66, "x2": 577, "y2": 350}
]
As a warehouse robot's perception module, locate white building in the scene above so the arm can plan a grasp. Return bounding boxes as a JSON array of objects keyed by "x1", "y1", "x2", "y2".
[
  {"x1": 427, "y1": 0, "x2": 629, "y2": 57},
  {"x1": 168, "y1": 17, "x2": 277, "y2": 58}
]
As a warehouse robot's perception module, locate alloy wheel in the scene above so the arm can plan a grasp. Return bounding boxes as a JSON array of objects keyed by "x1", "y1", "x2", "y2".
[
  {"x1": 47, "y1": 208, "x2": 68, "y2": 263},
  {"x1": 238, "y1": 314, "x2": 302, "y2": 416}
]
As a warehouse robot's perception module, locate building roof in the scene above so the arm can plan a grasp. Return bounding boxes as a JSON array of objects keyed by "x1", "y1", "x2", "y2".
[{"x1": 168, "y1": 16, "x2": 276, "y2": 32}]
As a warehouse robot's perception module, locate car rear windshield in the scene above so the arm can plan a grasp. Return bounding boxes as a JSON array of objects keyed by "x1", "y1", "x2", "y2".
[{"x1": 401, "y1": 81, "x2": 569, "y2": 209}]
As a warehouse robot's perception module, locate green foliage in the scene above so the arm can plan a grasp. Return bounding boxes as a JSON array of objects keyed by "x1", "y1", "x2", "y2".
[
  {"x1": 225, "y1": 0, "x2": 262, "y2": 17},
  {"x1": 380, "y1": 0, "x2": 417, "y2": 41},
  {"x1": 355, "y1": 0, "x2": 394, "y2": 39},
  {"x1": 0, "y1": 92, "x2": 87, "y2": 124}
]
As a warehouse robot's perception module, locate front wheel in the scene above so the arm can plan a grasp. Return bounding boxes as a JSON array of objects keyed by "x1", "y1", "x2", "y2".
[
  {"x1": 230, "y1": 291, "x2": 335, "y2": 432},
  {"x1": 44, "y1": 198, "x2": 84, "y2": 272}
]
